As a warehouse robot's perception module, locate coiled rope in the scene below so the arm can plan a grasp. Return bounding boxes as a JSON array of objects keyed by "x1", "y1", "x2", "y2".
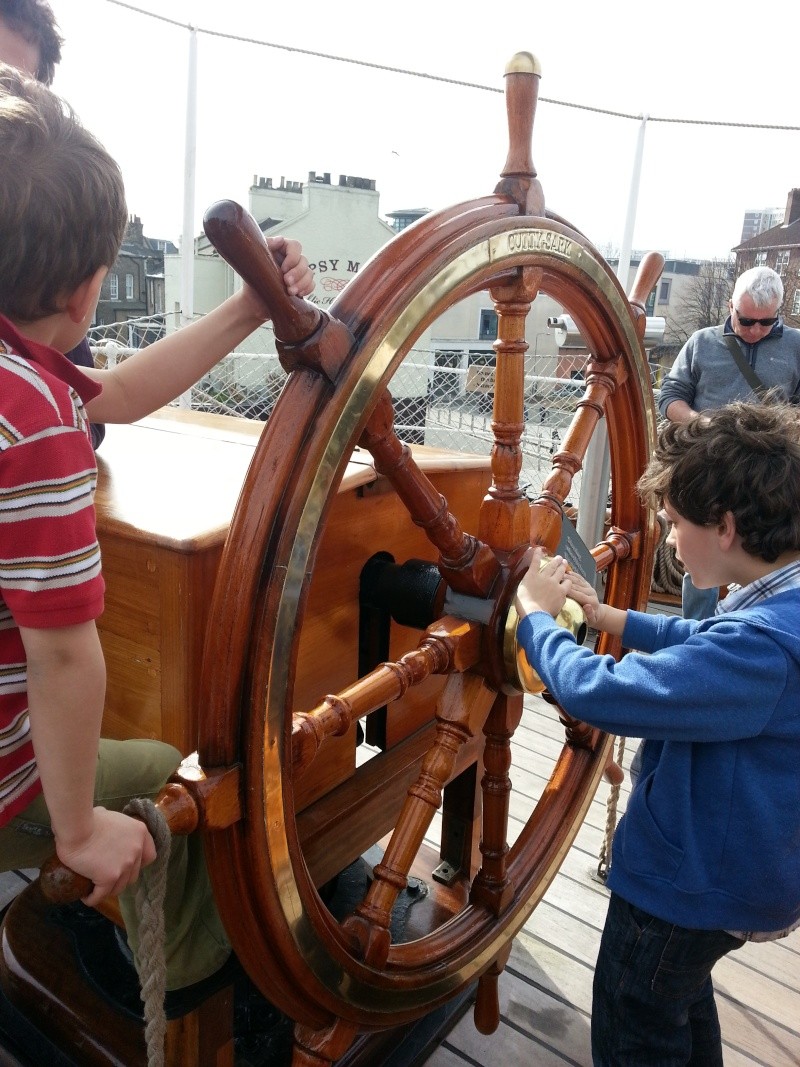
[{"x1": 650, "y1": 511, "x2": 684, "y2": 597}]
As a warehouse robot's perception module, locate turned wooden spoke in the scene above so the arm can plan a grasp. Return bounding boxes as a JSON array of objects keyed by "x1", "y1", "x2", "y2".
[
  {"x1": 555, "y1": 709, "x2": 595, "y2": 751},
  {"x1": 495, "y1": 52, "x2": 544, "y2": 215},
  {"x1": 203, "y1": 200, "x2": 321, "y2": 345},
  {"x1": 474, "y1": 943, "x2": 513, "y2": 1036},
  {"x1": 628, "y1": 252, "x2": 667, "y2": 334},
  {"x1": 342, "y1": 674, "x2": 495, "y2": 968},
  {"x1": 529, "y1": 360, "x2": 619, "y2": 544},
  {"x1": 591, "y1": 524, "x2": 641, "y2": 571},
  {"x1": 478, "y1": 271, "x2": 541, "y2": 554},
  {"x1": 470, "y1": 692, "x2": 524, "y2": 916},
  {"x1": 292, "y1": 1019, "x2": 359, "y2": 1067},
  {"x1": 549, "y1": 703, "x2": 624, "y2": 785},
  {"x1": 203, "y1": 200, "x2": 353, "y2": 384},
  {"x1": 360, "y1": 390, "x2": 500, "y2": 596},
  {"x1": 292, "y1": 618, "x2": 482, "y2": 775},
  {"x1": 527, "y1": 253, "x2": 664, "y2": 553}
]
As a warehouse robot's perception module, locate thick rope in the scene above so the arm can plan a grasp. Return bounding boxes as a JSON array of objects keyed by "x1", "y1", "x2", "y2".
[
  {"x1": 124, "y1": 798, "x2": 171, "y2": 1067},
  {"x1": 650, "y1": 511, "x2": 684, "y2": 596},
  {"x1": 596, "y1": 735, "x2": 626, "y2": 882}
]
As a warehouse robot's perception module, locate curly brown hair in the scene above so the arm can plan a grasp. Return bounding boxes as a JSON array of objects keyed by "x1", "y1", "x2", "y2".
[
  {"x1": 0, "y1": 0, "x2": 62, "y2": 84},
  {"x1": 0, "y1": 63, "x2": 127, "y2": 322},
  {"x1": 637, "y1": 402, "x2": 800, "y2": 562}
]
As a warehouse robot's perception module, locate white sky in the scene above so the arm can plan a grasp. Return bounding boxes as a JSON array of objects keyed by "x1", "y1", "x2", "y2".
[{"x1": 52, "y1": 0, "x2": 799, "y2": 260}]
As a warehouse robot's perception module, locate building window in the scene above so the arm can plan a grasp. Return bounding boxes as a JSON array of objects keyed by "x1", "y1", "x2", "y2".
[
  {"x1": 775, "y1": 250, "x2": 790, "y2": 275},
  {"x1": 657, "y1": 279, "x2": 671, "y2": 305},
  {"x1": 108, "y1": 273, "x2": 118, "y2": 300},
  {"x1": 478, "y1": 309, "x2": 498, "y2": 341},
  {"x1": 792, "y1": 289, "x2": 800, "y2": 316},
  {"x1": 755, "y1": 251, "x2": 767, "y2": 266},
  {"x1": 125, "y1": 273, "x2": 134, "y2": 300}
]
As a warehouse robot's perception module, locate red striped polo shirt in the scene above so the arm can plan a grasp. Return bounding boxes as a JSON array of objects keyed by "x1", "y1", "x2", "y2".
[{"x1": 0, "y1": 314, "x2": 104, "y2": 825}]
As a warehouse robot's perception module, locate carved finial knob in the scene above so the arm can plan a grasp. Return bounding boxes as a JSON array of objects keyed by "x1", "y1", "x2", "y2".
[{"x1": 505, "y1": 51, "x2": 542, "y2": 77}]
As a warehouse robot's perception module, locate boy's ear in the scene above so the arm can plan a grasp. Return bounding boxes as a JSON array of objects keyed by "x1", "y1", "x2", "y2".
[
  {"x1": 717, "y1": 510, "x2": 738, "y2": 549},
  {"x1": 64, "y1": 267, "x2": 108, "y2": 325}
]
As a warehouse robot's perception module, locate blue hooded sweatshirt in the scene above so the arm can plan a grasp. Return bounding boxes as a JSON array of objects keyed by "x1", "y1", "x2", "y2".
[{"x1": 517, "y1": 588, "x2": 800, "y2": 933}]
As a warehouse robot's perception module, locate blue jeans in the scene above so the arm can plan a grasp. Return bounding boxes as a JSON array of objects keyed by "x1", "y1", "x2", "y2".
[
  {"x1": 681, "y1": 573, "x2": 718, "y2": 621},
  {"x1": 592, "y1": 893, "x2": 743, "y2": 1066}
]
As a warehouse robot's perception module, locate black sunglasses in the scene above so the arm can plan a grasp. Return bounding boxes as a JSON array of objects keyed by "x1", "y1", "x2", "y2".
[{"x1": 735, "y1": 309, "x2": 779, "y2": 327}]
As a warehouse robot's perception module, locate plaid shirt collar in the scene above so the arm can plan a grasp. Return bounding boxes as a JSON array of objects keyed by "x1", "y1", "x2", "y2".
[{"x1": 716, "y1": 560, "x2": 800, "y2": 615}]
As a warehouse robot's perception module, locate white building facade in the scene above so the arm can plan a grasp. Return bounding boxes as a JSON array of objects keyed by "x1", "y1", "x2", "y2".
[{"x1": 164, "y1": 170, "x2": 568, "y2": 417}]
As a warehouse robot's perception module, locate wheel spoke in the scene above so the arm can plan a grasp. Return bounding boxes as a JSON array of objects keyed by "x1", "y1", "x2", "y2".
[
  {"x1": 528, "y1": 361, "x2": 618, "y2": 546},
  {"x1": 342, "y1": 673, "x2": 495, "y2": 967},
  {"x1": 470, "y1": 691, "x2": 524, "y2": 916},
  {"x1": 292, "y1": 618, "x2": 482, "y2": 774},
  {"x1": 360, "y1": 390, "x2": 499, "y2": 597},
  {"x1": 478, "y1": 271, "x2": 541, "y2": 554}
]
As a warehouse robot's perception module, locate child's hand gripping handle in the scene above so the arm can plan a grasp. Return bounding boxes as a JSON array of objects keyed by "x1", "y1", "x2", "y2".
[
  {"x1": 202, "y1": 199, "x2": 322, "y2": 344},
  {"x1": 38, "y1": 781, "x2": 203, "y2": 905}
]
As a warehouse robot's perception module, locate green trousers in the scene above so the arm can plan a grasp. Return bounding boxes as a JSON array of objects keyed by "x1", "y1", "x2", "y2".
[{"x1": 0, "y1": 738, "x2": 230, "y2": 990}]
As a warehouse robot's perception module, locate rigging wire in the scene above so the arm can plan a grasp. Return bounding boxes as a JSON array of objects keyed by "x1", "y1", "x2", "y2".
[{"x1": 104, "y1": 0, "x2": 799, "y2": 132}]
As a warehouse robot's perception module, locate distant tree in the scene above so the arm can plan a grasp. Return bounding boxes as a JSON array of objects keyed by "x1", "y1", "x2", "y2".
[
  {"x1": 597, "y1": 241, "x2": 621, "y2": 262},
  {"x1": 672, "y1": 258, "x2": 734, "y2": 344}
]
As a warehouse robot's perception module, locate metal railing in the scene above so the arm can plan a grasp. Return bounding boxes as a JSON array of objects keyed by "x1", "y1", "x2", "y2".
[{"x1": 88, "y1": 315, "x2": 660, "y2": 506}]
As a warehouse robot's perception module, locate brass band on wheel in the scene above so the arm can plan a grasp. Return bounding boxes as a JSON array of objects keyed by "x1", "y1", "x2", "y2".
[{"x1": 258, "y1": 217, "x2": 648, "y2": 1015}]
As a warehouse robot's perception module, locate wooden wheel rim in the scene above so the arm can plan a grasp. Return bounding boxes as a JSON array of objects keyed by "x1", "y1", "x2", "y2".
[{"x1": 200, "y1": 209, "x2": 656, "y2": 1029}]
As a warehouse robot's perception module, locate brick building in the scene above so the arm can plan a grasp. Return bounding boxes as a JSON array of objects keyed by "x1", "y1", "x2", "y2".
[
  {"x1": 733, "y1": 188, "x2": 800, "y2": 327},
  {"x1": 95, "y1": 216, "x2": 178, "y2": 340}
]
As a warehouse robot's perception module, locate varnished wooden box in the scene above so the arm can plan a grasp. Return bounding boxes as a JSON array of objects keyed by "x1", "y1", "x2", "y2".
[{"x1": 95, "y1": 409, "x2": 491, "y2": 793}]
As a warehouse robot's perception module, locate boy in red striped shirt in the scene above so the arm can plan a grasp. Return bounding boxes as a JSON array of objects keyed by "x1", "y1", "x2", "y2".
[{"x1": 0, "y1": 62, "x2": 313, "y2": 988}]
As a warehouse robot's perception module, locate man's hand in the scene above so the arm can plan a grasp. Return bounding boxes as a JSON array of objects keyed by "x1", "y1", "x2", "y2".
[
  {"x1": 55, "y1": 806, "x2": 157, "y2": 907},
  {"x1": 665, "y1": 399, "x2": 700, "y2": 424},
  {"x1": 515, "y1": 548, "x2": 569, "y2": 620}
]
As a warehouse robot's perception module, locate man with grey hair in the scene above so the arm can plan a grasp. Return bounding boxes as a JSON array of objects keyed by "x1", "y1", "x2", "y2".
[{"x1": 658, "y1": 264, "x2": 800, "y2": 618}]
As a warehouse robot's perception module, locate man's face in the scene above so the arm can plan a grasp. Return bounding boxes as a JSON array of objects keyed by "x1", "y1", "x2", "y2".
[
  {"x1": 729, "y1": 292, "x2": 780, "y2": 345},
  {"x1": 0, "y1": 18, "x2": 41, "y2": 78}
]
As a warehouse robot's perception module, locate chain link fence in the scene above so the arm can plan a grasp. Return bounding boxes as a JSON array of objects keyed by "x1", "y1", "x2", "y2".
[{"x1": 88, "y1": 312, "x2": 661, "y2": 510}]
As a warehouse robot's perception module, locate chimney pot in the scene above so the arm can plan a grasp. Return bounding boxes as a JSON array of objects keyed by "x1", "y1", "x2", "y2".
[{"x1": 784, "y1": 188, "x2": 800, "y2": 226}]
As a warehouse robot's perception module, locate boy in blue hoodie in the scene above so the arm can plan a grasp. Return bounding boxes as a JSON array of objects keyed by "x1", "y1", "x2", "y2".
[{"x1": 514, "y1": 401, "x2": 800, "y2": 1066}]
